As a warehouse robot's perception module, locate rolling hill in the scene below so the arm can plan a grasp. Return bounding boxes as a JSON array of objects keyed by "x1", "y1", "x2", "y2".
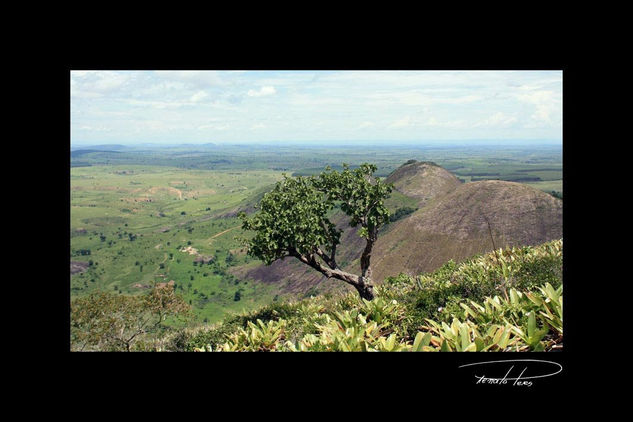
[
  {"x1": 370, "y1": 179, "x2": 562, "y2": 281},
  {"x1": 384, "y1": 160, "x2": 462, "y2": 207},
  {"x1": 232, "y1": 160, "x2": 562, "y2": 297}
]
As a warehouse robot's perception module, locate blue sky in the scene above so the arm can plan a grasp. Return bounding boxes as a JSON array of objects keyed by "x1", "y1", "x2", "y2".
[{"x1": 71, "y1": 70, "x2": 562, "y2": 145}]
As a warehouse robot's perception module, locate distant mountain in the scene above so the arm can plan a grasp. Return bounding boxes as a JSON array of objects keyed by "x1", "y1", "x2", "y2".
[
  {"x1": 71, "y1": 144, "x2": 130, "y2": 151},
  {"x1": 71, "y1": 149, "x2": 123, "y2": 158},
  {"x1": 233, "y1": 161, "x2": 563, "y2": 297}
]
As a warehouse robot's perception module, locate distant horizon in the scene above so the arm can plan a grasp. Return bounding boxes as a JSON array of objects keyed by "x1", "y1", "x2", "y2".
[{"x1": 70, "y1": 138, "x2": 562, "y2": 148}]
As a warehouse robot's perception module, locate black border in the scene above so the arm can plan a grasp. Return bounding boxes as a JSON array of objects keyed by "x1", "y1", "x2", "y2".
[{"x1": 53, "y1": 57, "x2": 579, "y2": 395}]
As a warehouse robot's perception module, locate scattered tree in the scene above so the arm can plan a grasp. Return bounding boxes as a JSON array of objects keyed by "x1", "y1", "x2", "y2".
[
  {"x1": 225, "y1": 252, "x2": 234, "y2": 265},
  {"x1": 390, "y1": 206, "x2": 417, "y2": 223},
  {"x1": 549, "y1": 190, "x2": 563, "y2": 200}
]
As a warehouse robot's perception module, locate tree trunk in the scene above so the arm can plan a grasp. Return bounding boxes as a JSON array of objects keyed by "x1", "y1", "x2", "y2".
[
  {"x1": 355, "y1": 230, "x2": 377, "y2": 300},
  {"x1": 354, "y1": 281, "x2": 375, "y2": 301},
  {"x1": 290, "y1": 250, "x2": 376, "y2": 300}
]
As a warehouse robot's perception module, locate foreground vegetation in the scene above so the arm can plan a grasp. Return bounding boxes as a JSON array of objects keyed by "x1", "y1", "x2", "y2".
[{"x1": 149, "y1": 239, "x2": 562, "y2": 352}]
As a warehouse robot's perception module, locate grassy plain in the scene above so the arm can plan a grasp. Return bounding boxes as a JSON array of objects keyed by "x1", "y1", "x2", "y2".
[
  {"x1": 71, "y1": 144, "x2": 562, "y2": 190},
  {"x1": 70, "y1": 165, "x2": 284, "y2": 324}
]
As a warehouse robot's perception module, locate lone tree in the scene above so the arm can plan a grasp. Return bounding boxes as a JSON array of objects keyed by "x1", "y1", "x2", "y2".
[{"x1": 239, "y1": 163, "x2": 392, "y2": 300}]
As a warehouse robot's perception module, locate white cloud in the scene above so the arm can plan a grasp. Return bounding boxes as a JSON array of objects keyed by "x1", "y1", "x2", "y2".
[
  {"x1": 389, "y1": 116, "x2": 412, "y2": 128},
  {"x1": 247, "y1": 86, "x2": 276, "y2": 97},
  {"x1": 71, "y1": 70, "x2": 562, "y2": 144},
  {"x1": 474, "y1": 112, "x2": 518, "y2": 128},
  {"x1": 93, "y1": 72, "x2": 128, "y2": 91},
  {"x1": 71, "y1": 71, "x2": 133, "y2": 99},
  {"x1": 78, "y1": 125, "x2": 112, "y2": 132},
  {"x1": 127, "y1": 99, "x2": 188, "y2": 109},
  {"x1": 197, "y1": 123, "x2": 230, "y2": 131},
  {"x1": 157, "y1": 71, "x2": 224, "y2": 88},
  {"x1": 516, "y1": 90, "x2": 561, "y2": 125},
  {"x1": 366, "y1": 92, "x2": 482, "y2": 107},
  {"x1": 389, "y1": 115, "x2": 469, "y2": 129},
  {"x1": 422, "y1": 116, "x2": 468, "y2": 129},
  {"x1": 190, "y1": 91, "x2": 208, "y2": 102}
]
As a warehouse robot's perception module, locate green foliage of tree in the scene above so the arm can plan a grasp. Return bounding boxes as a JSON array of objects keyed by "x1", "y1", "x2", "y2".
[
  {"x1": 71, "y1": 284, "x2": 191, "y2": 351},
  {"x1": 239, "y1": 163, "x2": 393, "y2": 300},
  {"x1": 225, "y1": 252, "x2": 235, "y2": 265}
]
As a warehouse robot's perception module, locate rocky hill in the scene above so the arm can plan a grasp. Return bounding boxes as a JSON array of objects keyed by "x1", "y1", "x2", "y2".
[
  {"x1": 370, "y1": 179, "x2": 562, "y2": 281},
  {"x1": 232, "y1": 161, "x2": 562, "y2": 297},
  {"x1": 385, "y1": 160, "x2": 462, "y2": 207}
]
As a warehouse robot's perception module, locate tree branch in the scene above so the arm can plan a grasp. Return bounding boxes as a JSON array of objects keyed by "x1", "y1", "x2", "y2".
[
  {"x1": 360, "y1": 227, "x2": 377, "y2": 280},
  {"x1": 315, "y1": 247, "x2": 335, "y2": 269},
  {"x1": 319, "y1": 219, "x2": 338, "y2": 268},
  {"x1": 289, "y1": 249, "x2": 360, "y2": 287}
]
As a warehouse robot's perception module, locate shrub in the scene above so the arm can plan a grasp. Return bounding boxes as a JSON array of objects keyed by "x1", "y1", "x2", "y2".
[
  {"x1": 71, "y1": 285, "x2": 190, "y2": 351},
  {"x1": 390, "y1": 206, "x2": 418, "y2": 223}
]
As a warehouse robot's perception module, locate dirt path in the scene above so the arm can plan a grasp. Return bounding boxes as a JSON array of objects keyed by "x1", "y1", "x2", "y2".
[
  {"x1": 154, "y1": 253, "x2": 169, "y2": 277},
  {"x1": 148, "y1": 186, "x2": 183, "y2": 200},
  {"x1": 208, "y1": 226, "x2": 239, "y2": 243}
]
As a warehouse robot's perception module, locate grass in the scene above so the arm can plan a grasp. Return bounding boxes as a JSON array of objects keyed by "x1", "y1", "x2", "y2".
[{"x1": 71, "y1": 164, "x2": 285, "y2": 324}]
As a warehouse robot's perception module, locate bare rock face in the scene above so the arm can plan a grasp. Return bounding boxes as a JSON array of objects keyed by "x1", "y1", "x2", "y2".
[{"x1": 71, "y1": 261, "x2": 90, "y2": 274}]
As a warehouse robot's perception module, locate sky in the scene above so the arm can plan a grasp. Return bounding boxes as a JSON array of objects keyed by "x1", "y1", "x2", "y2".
[{"x1": 70, "y1": 70, "x2": 562, "y2": 146}]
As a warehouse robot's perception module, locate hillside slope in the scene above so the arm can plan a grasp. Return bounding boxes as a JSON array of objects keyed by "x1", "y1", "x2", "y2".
[
  {"x1": 370, "y1": 180, "x2": 562, "y2": 281},
  {"x1": 234, "y1": 162, "x2": 562, "y2": 297},
  {"x1": 385, "y1": 160, "x2": 462, "y2": 207}
]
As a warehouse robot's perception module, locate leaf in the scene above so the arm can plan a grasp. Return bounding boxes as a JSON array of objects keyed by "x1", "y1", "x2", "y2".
[
  {"x1": 451, "y1": 319, "x2": 460, "y2": 338},
  {"x1": 498, "y1": 327, "x2": 511, "y2": 349},
  {"x1": 464, "y1": 342, "x2": 477, "y2": 352},
  {"x1": 527, "y1": 311, "x2": 536, "y2": 338},
  {"x1": 460, "y1": 303, "x2": 476, "y2": 319},
  {"x1": 460, "y1": 324, "x2": 470, "y2": 351},
  {"x1": 509, "y1": 289, "x2": 519, "y2": 305},
  {"x1": 385, "y1": 334, "x2": 396, "y2": 351},
  {"x1": 474, "y1": 337, "x2": 485, "y2": 351},
  {"x1": 412, "y1": 332, "x2": 432, "y2": 351},
  {"x1": 525, "y1": 292, "x2": 543, "y2": 306}
]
